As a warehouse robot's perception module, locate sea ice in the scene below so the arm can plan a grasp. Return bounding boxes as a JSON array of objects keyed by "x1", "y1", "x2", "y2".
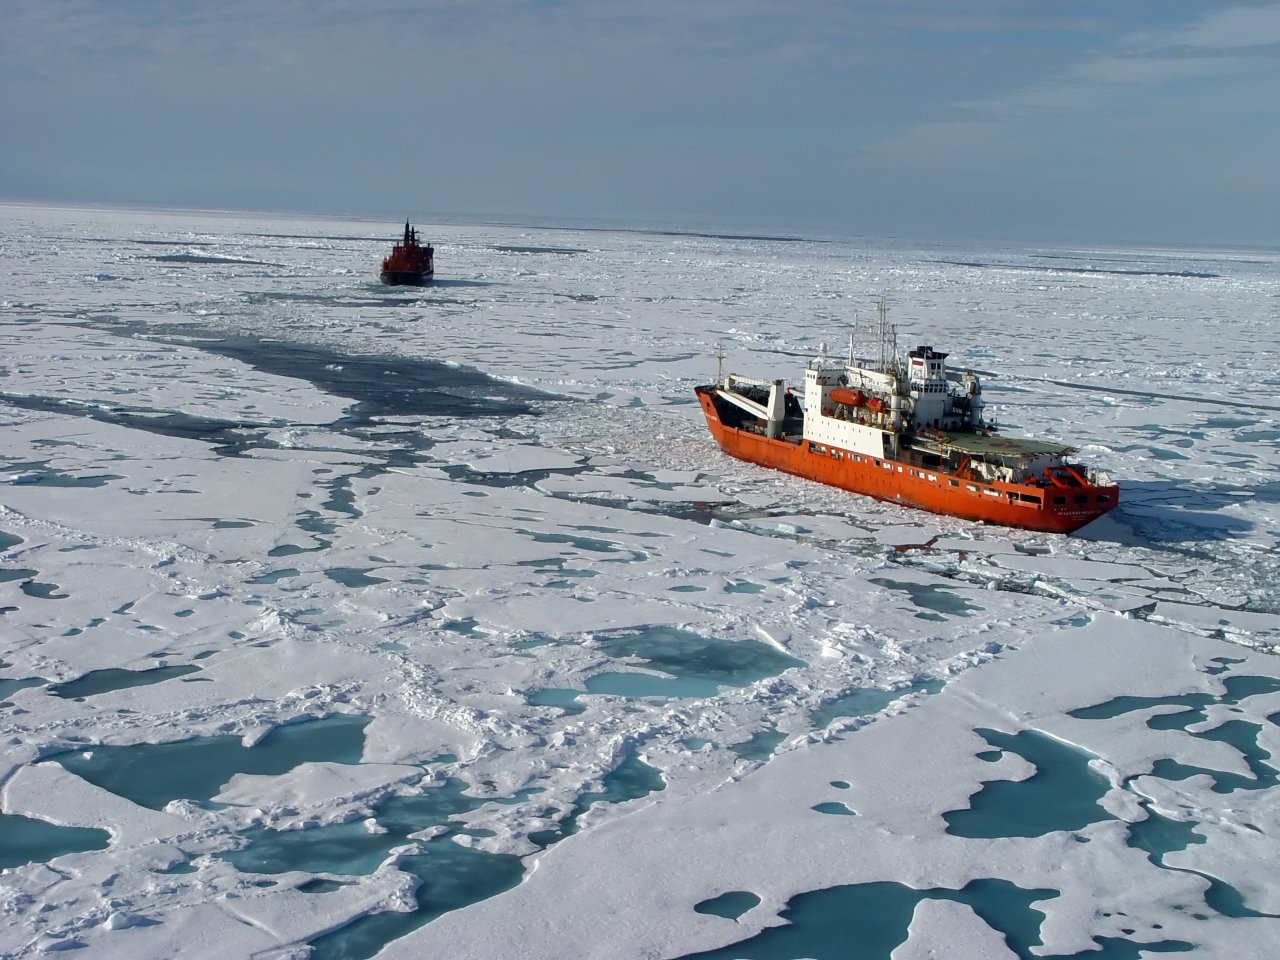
[{"x1": 2, "y1": 202, "x2": 1278, "y2": 959}]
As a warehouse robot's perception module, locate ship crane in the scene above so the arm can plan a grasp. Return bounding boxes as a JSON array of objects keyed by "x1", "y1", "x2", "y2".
[{"x1": 715, "y1": 375, "x2": 787, "y2": 438}]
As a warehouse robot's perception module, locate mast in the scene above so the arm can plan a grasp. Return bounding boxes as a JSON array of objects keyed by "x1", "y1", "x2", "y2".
[{"x1": 876, "y1": 294, "x2": 888, "y2": 371}]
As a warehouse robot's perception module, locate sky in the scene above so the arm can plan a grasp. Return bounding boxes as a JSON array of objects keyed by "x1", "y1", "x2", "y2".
[{"x1": 2, "y1": 0, "x2": 1278, "y2": 246}]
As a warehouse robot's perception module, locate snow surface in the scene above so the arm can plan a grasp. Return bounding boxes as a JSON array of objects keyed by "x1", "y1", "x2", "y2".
[{"x1": 1, "y1": 202, "x2": 1278, "y2": 958}]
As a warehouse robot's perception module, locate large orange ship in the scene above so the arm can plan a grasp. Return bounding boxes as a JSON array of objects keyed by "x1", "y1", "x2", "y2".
[
  {"x1": 695, "y1": 303, "x2": 1118, "y2": 533},
  {"x1": 380, "y1": 221, "x2": 434, "y2": 285}
]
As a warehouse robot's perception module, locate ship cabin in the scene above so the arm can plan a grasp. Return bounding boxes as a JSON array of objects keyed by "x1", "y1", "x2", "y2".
[
  {"x1": 903, "y1": 345, "x2": 984, "y2": 434},
  {"x1": 801, "y1": 358, "x2": 899, "y2": 459}
]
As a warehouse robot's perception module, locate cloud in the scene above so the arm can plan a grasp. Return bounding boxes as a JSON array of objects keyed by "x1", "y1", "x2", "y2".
[
  {"x1": 1073, "y1": 54, "x2": 1249, "y2": 85},
  {"x1": 855, "y1": 2, "x2": 1280, "y2": 162},
  {"x1": 1167, "y1": 3, "x2": 1280, "y2": 48},
  {"x1": 857, "y1": 119, "x2": 1016, "y2": 171}
]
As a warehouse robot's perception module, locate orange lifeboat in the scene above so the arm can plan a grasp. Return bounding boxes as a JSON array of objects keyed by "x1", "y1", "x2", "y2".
[{"x1": 829, "y1": 387, "x2": 865, "y2": 407}]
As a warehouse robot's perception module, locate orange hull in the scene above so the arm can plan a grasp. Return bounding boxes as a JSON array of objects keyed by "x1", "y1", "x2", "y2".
[{"x1": 696, "y1": 387, "x2": 1117, "y2": 533}]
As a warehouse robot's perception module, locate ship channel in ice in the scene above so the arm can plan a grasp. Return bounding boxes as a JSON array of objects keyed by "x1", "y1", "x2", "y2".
[{"x1": 1, "y1": 202, "x2": 1278, "y2": 960}]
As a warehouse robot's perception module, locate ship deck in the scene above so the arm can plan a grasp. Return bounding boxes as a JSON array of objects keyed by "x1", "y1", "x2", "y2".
[{"x1": 922, "y1": 431, "x2": 1075, "y2": 459}]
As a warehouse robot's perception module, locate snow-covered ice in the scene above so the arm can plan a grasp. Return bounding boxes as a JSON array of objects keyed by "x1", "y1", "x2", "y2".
[{"x1": 2, "y1": 202, "x2": 1278, "y2": 959}]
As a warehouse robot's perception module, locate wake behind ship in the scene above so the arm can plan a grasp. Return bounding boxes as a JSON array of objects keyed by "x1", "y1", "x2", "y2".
[
  {"x1": 695, "y1": 302, "x2": 1118, "y2": 533},
  {"x1": 380, "y1": 222, "x2": 434, "y2": 285}
]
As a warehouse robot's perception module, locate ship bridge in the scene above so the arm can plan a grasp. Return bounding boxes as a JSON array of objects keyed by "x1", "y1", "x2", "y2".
[{"x1": 907, "y1": 346, "x2": 947, "y2": 383}]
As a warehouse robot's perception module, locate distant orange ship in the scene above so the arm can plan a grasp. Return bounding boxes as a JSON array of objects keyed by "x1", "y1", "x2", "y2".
[
  {"x1": 380, "y1": 222, "x2": 434, "y2": 285},
  {"x1": 695, "y1": 300, "x2": 1118, "y2": 533}
]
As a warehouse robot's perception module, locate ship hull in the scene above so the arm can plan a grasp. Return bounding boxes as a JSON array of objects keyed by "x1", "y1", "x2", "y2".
[
  {"x1": 380, "y1": 222, "x2": 434, "y2": 285},
  {"x1": 696, "y1": 387, "x2": 1116, "y2": 534},
  {"x1": 380, "y1": 269, "x2": 433, "y2": 286}
]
